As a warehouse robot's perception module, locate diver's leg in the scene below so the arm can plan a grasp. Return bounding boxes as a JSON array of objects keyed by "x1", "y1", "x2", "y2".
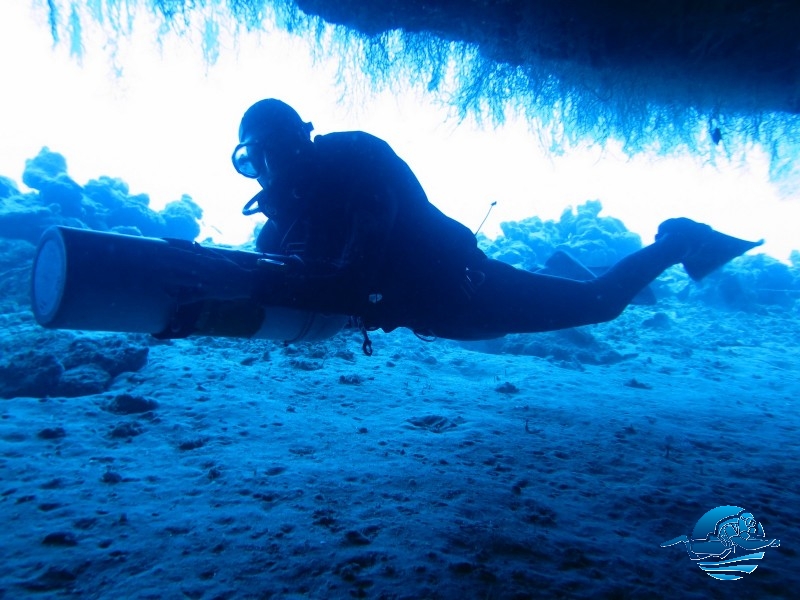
[
  {"x1": 430, "y1": 241, "x2": 680, "y2": 340},
  {"x1": 534, "y1": 250, "x2": 597, "y2": 281},
  {"x1": 429, "y1": 220, "x2": 760, "y2": 340}
]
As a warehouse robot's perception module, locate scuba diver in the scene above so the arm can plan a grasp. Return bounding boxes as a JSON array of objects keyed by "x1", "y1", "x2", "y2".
[{"x1": 231, "y1": 98, "x2": 762, "y2": 342}]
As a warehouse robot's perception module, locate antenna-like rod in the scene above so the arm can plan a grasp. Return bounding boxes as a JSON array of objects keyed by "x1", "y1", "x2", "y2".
[{"x1": 474, "y1": 201, "x2": 497, "y2": 236}]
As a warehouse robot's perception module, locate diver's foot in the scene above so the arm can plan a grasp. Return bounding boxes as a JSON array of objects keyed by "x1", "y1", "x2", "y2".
[
  {"x1": 656, "y1": 217, "x2": 714, "y2": 243},
  {"x1": 656, "y1": 218, "x2": 764, "y2": 281}
]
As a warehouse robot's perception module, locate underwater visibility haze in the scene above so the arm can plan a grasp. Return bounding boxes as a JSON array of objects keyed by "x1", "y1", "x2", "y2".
[{"x1": 1, "y1": 1, "x2": 799, "y2": 598}]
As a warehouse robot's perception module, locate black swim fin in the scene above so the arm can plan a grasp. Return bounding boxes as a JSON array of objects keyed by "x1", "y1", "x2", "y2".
[{"x1": 682, "y1": 229, "x2": 764, "y2": 281}]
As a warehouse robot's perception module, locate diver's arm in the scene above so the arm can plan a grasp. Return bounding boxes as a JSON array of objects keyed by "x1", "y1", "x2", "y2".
[
  {"x1": 255, "y1": 220, "x2": 281, "y2": 253},
  {"x1": 336, "y1": 189, "x2": 399, "y2": 278}
]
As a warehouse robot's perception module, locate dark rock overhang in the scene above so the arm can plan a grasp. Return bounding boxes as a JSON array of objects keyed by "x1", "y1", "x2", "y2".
[
  {"x1": 294, "y1": 0, "x2": 800, "y2": 115},
  {"x1": 42, "y1": 0, "x2": 800, "y2": 159}
]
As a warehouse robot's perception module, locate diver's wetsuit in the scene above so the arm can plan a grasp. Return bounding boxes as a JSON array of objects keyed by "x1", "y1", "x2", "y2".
[{"x1": 252, "y1": 131, "x2": 688, "y2": 341}]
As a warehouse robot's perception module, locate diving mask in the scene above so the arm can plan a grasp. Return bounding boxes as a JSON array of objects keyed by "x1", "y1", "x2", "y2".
[{"x1": 232, "y1": 142, "x2": 269, "y2": 179}]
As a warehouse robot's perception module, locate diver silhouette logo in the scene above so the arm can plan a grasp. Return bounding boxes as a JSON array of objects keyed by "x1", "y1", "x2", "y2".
[{"x1": 660, "y1": 505, "x2": 780, "y2": 580}]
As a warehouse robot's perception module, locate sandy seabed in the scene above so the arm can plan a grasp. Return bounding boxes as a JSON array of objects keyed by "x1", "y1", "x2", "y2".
[{"x1": 1, "y1": 297, "x2": 798, "y2": 599}]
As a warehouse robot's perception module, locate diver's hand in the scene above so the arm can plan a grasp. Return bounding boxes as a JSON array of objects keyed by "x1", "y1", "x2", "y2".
[{"x1": 256, "y1": 253, "x2": 305, "y2": 272}]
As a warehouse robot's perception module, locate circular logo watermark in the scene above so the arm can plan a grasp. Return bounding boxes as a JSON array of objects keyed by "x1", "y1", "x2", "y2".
[{"x1": 660, "y1": 505, "x2": 780, "y2": 580}]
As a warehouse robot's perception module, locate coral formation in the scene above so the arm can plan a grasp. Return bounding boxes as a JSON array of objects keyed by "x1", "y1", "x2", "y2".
[{"x1": 0, "y1": 147, "x2": 203, "y2": 244}]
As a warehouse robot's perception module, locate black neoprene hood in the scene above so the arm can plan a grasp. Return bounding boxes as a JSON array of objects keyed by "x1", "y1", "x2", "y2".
[{"x1": 238, "y1": 99, "x2": 314, "y2": 143}]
